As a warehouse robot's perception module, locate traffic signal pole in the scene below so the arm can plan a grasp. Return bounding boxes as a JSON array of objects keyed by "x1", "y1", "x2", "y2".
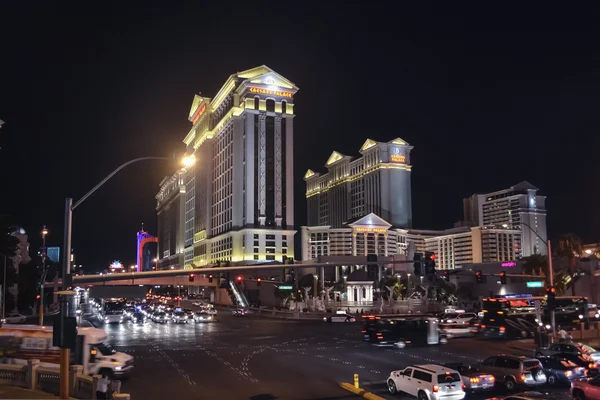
[{"x1": 548, "y1": 240, "x2": 556, "y2": 339}]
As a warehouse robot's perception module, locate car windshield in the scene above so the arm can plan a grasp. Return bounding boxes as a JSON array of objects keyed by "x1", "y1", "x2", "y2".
[
  {"x1": 443, "y1": 313, "x2": 458, "y2": 319},
  {"x1": 96, "y1": 343, "x2": 116, "y2": 356},
  {"x1": 581, "y1": 345, "x2": 597, "y2": 353},
  {"x1": 523, "y1": 361, "x2": 541, "y2": 369},
  {"x1": 438, "y1": 373, "x2": 461, "y2": 383},
  {"x1": 175, "y1": 312, "x2": 185, "y2": 316}
]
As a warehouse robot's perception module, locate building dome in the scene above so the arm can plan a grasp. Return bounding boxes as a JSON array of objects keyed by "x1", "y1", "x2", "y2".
[{"x1": 347, "y1": 268, "x2": 370, "y2": 282}]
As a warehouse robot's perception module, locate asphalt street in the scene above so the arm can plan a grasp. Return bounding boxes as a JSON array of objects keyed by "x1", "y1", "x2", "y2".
[{"x1": 95, "y1": 309, "x2": 573, "y2": 400}]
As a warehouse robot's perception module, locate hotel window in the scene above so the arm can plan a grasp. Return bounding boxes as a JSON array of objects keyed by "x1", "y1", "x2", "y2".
[
  {"x1": 254, "y1": 97, "x2": 259, "y2": 110},
  {"x1": 266, "y1": 99, "x2": 275, "y2": 112},
  {"x1": 281, "y1": 101, "x2": 287, "y2": 113}
]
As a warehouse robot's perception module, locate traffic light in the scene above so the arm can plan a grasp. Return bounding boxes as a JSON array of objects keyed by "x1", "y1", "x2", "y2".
[
  {"x1": 443, "y1": 270, "x2": 450, "y2": 282},
  {"x1": 257, "y1": 278, "x2": 262, "y2": 286},
  {"x1": 237, "y1": 276, "x2": 242, "y2": 282},
  {"x1": 189, "y1": 273, "x2": 195, "y2": 282},
  {"x1": 36, "y1": 294, "x2": 41, "y2": 300},
  {"x1": 546, "y1": 286, "x2": 557, "y2": 310},
  {"x1": 500, "y1": 271, "x2": 507, "y2": 285},
  {"x1": 424, "y1": 252, "x2": 436, "y2": 276},
  {"x1": 475, "y1": 270, "x2": 483, "y2": 284},
  {"x1": 208, "y1": 274, "x2": 213, "y2": 283},
  {"x1": 413, "y1": 252, "x2": 423, "y2": 276}
]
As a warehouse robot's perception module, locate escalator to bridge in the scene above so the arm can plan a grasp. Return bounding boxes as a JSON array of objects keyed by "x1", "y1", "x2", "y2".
[{"x1": 219, "y1": 280, "x2": 250, "y2": 308}]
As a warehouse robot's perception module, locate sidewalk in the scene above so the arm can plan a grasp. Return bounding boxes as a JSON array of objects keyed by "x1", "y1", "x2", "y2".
[{"x1": 0, "y1": 385, "x2": 60, "y2": 399}]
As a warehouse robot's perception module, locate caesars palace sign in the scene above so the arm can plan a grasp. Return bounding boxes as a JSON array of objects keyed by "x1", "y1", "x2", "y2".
[
  {"x1": 249, "y1": 87, "x2": 292, "y2": 98},
  {"x1": 354, "y1": 227, "x2": 388, "y2": 233}
]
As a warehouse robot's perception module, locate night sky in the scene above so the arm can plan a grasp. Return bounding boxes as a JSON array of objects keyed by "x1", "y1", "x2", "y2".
[{"x1": 1, "y1": 2, "x2": 599, "y2": 272}]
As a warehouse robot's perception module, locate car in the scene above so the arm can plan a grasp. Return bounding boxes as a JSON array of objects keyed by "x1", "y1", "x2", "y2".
[
  {"x1": 538, "y1": 357, "x2": 588, "y2": 386},
  {"x1": 536, "y1": 343, "x2": 600, "y2": 363},
  {"x1": 571, "y1": 375, "x2": 600, "y2": 399},
  {"x1": 439, "y1": 323, "x2": 474, "y2": 339},
  {"x1": 323, "y1": 313, "x2": 356, "y2": 323},
  {"x1": 130, "y1": 312, "x2": 147, "y2": 324},
  {"x1": 387, "y1": 364, "x2": 465, "y2": 399},
  {"x1": 443, "y1": 363, "x2": 495, "y2": 392},
  {"x1": 152, "y1": 312, "x2": 169, "y2": 323},
  {"x1": 546, "y1": 353, "x2": 599, "y2": 377},
  {"x1": 232, "y1": 309, "x2": 247, "y2": 316},
  {"x1": 439, "y1": 312, "x2": 477, "y2": 324},
  {"x1": 193, "y1": 312, "x2": 215, "y2": 322},
  {"x1": 2, "y1": 313, "x2": 27, "y2": 324},
  {"x1": 172, "y1": 311, "x2": 189, "y2": 324},
  {"x1": 478, "y1": 355, "x2": 546, "y2": 390}
]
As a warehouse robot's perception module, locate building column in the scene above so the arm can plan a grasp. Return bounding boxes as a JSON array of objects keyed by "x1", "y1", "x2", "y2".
[
  {"x1": 274, "y1": 116, "x2": 283, "y2": 227},
  {"x1": 384, "y1": 234, "x2": 388, "y2": 256},
  {"x1": 364, "y1": 233, "x2": 368, "y2": 256},
  {"x1": 335, "y1": 266, "x2": 340, "y2": 282},
  {"x1": 258, "y1": 114, "x2": 267, "y2": 226},
  {"x1": 352, "y1": 233, "x2": 357, "y2": 256}
]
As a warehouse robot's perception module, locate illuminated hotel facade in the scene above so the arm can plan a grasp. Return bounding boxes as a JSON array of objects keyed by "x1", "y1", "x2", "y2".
[
  {"x1": 301, "y1": 214, "x2": 522, "y2": 279},
  {"x1": 463, "y1": 181, "x2": 547, "y2": 256},
  {"x1": 156, "y1": 65, "x2": 297, "y2": 269},
  {"x1": 304, "y1": 138, "x2": 413, "y2": 229}
]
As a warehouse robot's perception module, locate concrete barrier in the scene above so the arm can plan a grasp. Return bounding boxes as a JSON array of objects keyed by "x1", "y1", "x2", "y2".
[{"x1": 0, "y1": 361, "x2": 131, "y2": 399}]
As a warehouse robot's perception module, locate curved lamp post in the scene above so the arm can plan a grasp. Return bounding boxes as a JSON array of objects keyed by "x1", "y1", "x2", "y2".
[{"x1": 58, "y1": 154, "x2": 195, "y2": 399}]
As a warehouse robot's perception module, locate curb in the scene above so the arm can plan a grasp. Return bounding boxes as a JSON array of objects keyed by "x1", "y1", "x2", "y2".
[{"x1": 339, "y1": 382, "x2": 386, "y2": 400}]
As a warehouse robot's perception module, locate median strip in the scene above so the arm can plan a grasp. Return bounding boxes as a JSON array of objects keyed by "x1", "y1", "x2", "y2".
[{"x1": 339, "y1": 382, "x2": 386, "y2": 400}]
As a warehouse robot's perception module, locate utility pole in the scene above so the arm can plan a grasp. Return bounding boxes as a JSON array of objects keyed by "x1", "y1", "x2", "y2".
[
  {"x1": 39, "y1": 226, "x2": 48, "y2": 326},
  {"x1": 548, "y1": 240, "x2": 556, "y2": 339}
]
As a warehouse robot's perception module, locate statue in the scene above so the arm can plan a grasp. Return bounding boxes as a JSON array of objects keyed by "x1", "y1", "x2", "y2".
[
  {"x1": 302, "y1": 286, "x2": 312, "y2": 310},
  {"x1": 385, "y1": 285, "x2": 395, "y2": 306},
  {"x1": 323, "y1": 286, "x2": 334, "y2": 303}
]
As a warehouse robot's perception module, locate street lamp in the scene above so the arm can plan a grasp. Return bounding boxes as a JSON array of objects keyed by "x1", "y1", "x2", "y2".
[
  {"x1": 39, "y1": 226, "x2": 49, "y2": 326},
  {"x1": 57, "y1": 154, "x2": 195, "y2": 399},
  {"x1": 585, "y1": 249, "x2": 593, "y2": 255},
  {"x1": 153, "y1": 258, "x2": 159, "y2": 271},
  {"x1": 130, "y1": 265, "x2": 136, "y2": 271}
]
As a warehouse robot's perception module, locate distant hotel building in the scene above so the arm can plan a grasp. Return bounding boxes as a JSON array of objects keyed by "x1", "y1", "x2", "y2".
[
  {"x1": 156, "y1": 65, "x2": 297, "y2": 269},
  {"x1": 301, "y1": 213, "x2": 522, "y2": 272},
  {"x1": 463, "y1": 181, "x2": 547, "y2": 256},
  {"x1": 304, "y1": 138, "x2": 413, "y2": 229}
]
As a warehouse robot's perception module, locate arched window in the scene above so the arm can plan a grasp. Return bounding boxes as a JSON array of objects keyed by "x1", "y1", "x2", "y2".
[
  {"x1": 266, "y1": 99, "x2": 275, "y2": 112},
  {"x1": 254, "y1": 97, "x2": 260, "y2": 110},
  {"x1": 317, "y1": 232, "x2": 322, "y2": 241},
  {"x1": 317, "y1": 246, "x2": 322, "y2": 255},
  {"x1": 281, "y1": 101, "x2": 287, "y2": 113},
  {"x1": 362, "y1": 287, "x2": 367, "y2": 299}
]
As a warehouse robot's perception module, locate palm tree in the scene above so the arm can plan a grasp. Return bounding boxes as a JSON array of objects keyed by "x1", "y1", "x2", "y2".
[{"x1": 521, "y1": 254, "x2": 548, "y2": 277}]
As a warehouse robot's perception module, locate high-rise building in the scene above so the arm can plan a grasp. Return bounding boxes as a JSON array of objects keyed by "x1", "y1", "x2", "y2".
[
  {"x1": 156, "y1": 66, "x2": 297, "y2": 268},
  {"x1": 463, "y1": 181, "x2": 547, "y2": 256},
  {"x1": 156, "y1": 172, "x2": 186, "y2": 269},
  {"x1": 304, "y1": 138, "x2": 413, "y2": 229}
]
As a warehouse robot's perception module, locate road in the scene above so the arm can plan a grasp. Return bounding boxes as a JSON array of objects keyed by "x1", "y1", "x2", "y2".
[{"x1": 97, "y1": 309, "x2": 571, "y2": 400}]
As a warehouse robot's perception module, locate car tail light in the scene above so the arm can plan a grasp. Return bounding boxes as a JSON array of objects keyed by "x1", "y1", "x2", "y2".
[
  {"x1": 432, "y1": 385, "x2": 439, "y2": 393},
  {"x1": 499, "y1": 326, "x2": 506, "y2": 332},
  {"x1": 590, "y1": 363, "x2": 597, "y2": 369},
  {"x1": 521, "y1": 374, "x2": 527, "y2": 381},
  {"x1": 470, "y1": 377, "x2": 479, "y2": 383},
  {"x1": 481, "y1": 324, "x2": 486, "y2": 329},
  {"x1": 462, "y1": 383, "x2": 466, "y2": 390},
  {"x1": 488, "y1": 375, "x2": 495, "y2": 381},
  {"x1": 361, "y1": 330, "x2": 366, "y2": 333},
  {"x1": 585, "y1": 369, "x2": 589, "y2": 375}
]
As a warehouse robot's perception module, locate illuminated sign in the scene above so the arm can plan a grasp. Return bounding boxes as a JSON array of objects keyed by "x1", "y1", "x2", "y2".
[
  {"x1": 501, "y1": 262, "x2": 517, "y2": 267},
  {"x1": 110, "y1": 261, "x2": 123, "y2": 270},
  {"x1": 355, "y1": 227, "x2": 388, "y2": 233},
  {"x1": 278, "y1": 286, "x2": 293, "y2": 290},
  {"x1": 249, "y1": 87, "x2": 292, "y2": 98},
  {"x1": 391, "y1": 155, "x2": 406, "y2": 163},
  {"x1": 191, "y1": 103, "x2": 207, "y2": 125},
  {"x1": 526, "y1": 281, "x2": 544, "y2": 288}
]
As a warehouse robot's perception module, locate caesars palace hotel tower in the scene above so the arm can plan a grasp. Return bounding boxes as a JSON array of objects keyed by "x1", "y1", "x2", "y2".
[{"x1": 156, "y1": 66, "x2": 297, "y2": 269}]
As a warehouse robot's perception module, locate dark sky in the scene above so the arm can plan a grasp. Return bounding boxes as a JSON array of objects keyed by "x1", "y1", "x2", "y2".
[{"x1": 1, "y1": 2, "x2": 599, "y2": 272}]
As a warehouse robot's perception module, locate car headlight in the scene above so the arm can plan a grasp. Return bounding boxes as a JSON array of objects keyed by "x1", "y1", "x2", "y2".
[
  {"x1": 115, "y1": 366, "x2": 122, "y2": 371},
  {"x1": 579, "y1": 314, "x2": 584, "y2": 319}
]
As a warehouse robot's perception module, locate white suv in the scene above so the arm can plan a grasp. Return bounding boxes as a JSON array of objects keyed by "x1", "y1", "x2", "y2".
[{"x1": 387, "y1": 364, "x2": 466, "y2": 400}]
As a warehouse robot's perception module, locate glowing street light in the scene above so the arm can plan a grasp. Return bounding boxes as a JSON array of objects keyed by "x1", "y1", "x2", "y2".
[
  {"x1": 585, "y1": 249, "x2": 593, "y2": 255},
  {"x1": 182, "y1": 154, "x2": 196, "y2": 168}
]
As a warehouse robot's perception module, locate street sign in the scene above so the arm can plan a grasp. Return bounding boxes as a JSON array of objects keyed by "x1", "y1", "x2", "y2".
[
  {"x1": 527, "y1": 281, "x2": 544, "y2": 288},
  {"x1": 278, "y1": 286, "x2": 293, "y2": 290}
]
